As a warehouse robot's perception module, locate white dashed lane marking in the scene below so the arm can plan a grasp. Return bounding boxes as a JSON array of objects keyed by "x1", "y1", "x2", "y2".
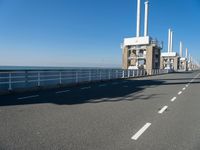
[
  {"x1": 178, "y1": 91, "x2": 182, "y2": 95},
  {"x1": 18, "y1": 95, "x2": 39, "y2": 100},
  {"x1": 158, "y1": 106, "x2": 168, "y2": 114},
  {"x1": 56, "y1": 90, "x2": 70, "y2": 94},
  {"x1": 131, "y1": 123, "x2": 151, "y2": 140},
  {"x1": 171, "y1": 97, "x2": 177, "y2": 102}
]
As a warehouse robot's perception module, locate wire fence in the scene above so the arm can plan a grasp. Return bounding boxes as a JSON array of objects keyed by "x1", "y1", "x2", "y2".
[{"x1": 0, "y1": 69, "x2": 168, "y2": 92}]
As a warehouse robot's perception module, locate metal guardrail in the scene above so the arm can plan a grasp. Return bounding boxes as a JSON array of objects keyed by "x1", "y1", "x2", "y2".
[{"x1": 0, "y1": 69, "x2": 168, "y2": 92}]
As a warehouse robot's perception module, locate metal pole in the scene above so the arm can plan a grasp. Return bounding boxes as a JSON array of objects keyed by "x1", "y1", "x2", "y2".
[
  {"x1": 100, "y1": 70, "x2": 102, "y2": 81},
  {"x1": 59, "y1": 71, "x2": 62, "y2": 84},
  {"x1": 170, "y1": 31, "x2": 173, "y2": 52},
  {"x1": 76, "y1": 71, "x2": 78, "y2": 83},
  {"x1": 144, "y1": 1, "x2": 149, "y2": 37},
  {"x1": 109, "y1": 71, "x2": 111, "y2": 80},
  {"x1": 136, "y1": 0, "x2": 141, "y2": 37},
  {"x1": 37, "y1": 72, "x2": 41, "y2": 87},
  {"x1": 89, "y1": 70, "x2": 91, "y2": 82},
  {"x1": 8, "y1": 73, "x2": 12, "y2": 91}
]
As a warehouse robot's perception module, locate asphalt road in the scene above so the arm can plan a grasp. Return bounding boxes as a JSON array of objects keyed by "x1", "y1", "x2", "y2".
[{"x1": 0, "y1": 71, "x2": 200, "y2": 150}]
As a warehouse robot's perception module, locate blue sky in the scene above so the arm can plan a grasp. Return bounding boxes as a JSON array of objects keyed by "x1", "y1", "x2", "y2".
[{"x1": 0, "y1": 0, "x2": 200, "y2": 67}]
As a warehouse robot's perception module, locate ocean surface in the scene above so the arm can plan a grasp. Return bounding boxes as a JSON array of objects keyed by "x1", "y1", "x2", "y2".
[{"x1": 0, "y1": 66, "x2": 120, "y2": 71}]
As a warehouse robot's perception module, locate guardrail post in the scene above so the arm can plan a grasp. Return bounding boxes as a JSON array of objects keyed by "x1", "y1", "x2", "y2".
[
  {"x1": 122, "y1": 70, "x2": 125, "y2": 78},
  {"x1": 128, "y1": 70, "x2": 130, "y2": 78},
  {"x1": 25, "y1": 71, "x2": 28, "y2": 86},
  {"x1": 116, "y1": 70, "x2": 118, "y2": 79},
  {"x1": 100, "y1": 71, "x2": 102, "y2": 81},
  {"x1": 109, "y1": 71, "x2": 111, "y2": 80},
  {"x1": 8, "y1": 73, "x2": 12, "y2": 91},
  {"x1": 89, "y1": 70, "x2": 91, "y2": 82},
  {"x1": 37, "y1": 72, "x2": 41, "y2": 87},
  {"x1": 137, "y1": 70, "x2": 139, "y2": 77},
  {"x1": 133, "y1": 70, "x2": 135, "y2": 77},
  {"x1": 76, "y1": 71, "x2": 78, "y2": 83},
  {"x1": 59, "y1": 71, "x2": 62, "y2": 84}
]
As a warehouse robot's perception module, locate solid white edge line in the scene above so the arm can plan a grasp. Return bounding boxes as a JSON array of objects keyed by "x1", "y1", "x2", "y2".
[
  {"x1": 178, "y1": 91, "x2": 182, "y2": 95},
  {"x1": 56, "y1": 90, "x2": 70, "y2": 94},
  {"x1": 18, "y1": 95, "x2": 39, "y2": 100},
  {"x1": 131, "y1": 123, "x2": 151, "y2": 140},
  {"x1": 158, "y1": 106, "x2": 168, "y2": 114},
  {"x1": 171, "y1": 97, "x2": 177, "y2": 102}
]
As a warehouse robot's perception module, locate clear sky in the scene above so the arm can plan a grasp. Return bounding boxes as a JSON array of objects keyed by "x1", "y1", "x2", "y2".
[{"x1": 0, "y1": 0, "x2": 200, "y2": 67}]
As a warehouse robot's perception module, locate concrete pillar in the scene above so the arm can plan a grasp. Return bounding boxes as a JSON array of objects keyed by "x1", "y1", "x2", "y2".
[
  {"x1": 180, "y1": 41, "x2": 183, "y2": 57},
  {"x1": 168, "y1": 29, "x2": 171, "y2": 53},
  {"x1": 186, "y1": 48, "x2": 188, "y2": 59},
  {"x1": 144, "y1": 1, "x2": 149, "y2": 37},
  {"x1": 136, "y1": 0, "x2": 141, "y2": 37},
  {"x1": 170, "y1": 31, "x2": 173, "y2": 52}
]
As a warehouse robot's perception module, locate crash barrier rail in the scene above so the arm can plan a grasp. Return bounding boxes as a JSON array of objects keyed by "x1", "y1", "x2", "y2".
[{"x1": 0, "y1": 69, "x2": 169, "y2": 92}]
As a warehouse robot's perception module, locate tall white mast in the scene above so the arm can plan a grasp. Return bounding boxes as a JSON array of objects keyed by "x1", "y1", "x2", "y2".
[
  {"x1": 144, "y1": 1, "x2": 149, "y2": 37},
  {"x1": 168, "y1": 29, "x2": 171, "y2": 53},
  {"x1": 180, "y1": 41, "x2": 183, "y2": 57},
  {"x1": 136, "y1": 0, "x2": 141, "y2": 37}
]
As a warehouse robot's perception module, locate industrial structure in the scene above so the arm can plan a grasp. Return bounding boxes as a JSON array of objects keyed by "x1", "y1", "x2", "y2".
[
  {"x1": 178, "y1": 42, "x2": 188, "y2": 71},
  {"x1": 121, "y1": 0, "x2": 162, "y2": 75},
  {"x1": 161, "y1": 29, "x2": 179, "y2": 71},
  {"x1": 121, "y1": 0, "x2": 198, "y2": 73}
]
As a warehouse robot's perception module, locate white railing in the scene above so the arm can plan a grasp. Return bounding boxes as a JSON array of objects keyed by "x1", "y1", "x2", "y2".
[{"x1": 0, "y1": 69, "x2": 169, "y2": 92}]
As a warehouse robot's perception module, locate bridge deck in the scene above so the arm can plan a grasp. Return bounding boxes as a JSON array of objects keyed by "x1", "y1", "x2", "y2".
[{"x1": 0, "y1": 71, "x2": 200, "y2": 150}]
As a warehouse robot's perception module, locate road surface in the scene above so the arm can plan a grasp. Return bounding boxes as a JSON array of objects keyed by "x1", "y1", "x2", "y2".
[{"x1": 0, "y1": 71, "x2": 200, "y2": 150}]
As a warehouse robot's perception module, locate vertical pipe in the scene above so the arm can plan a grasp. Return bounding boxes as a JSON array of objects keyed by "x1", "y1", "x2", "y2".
[
  {"x1": 144, "y1": 1, "x2": 149, "y2": 37},
  {"x1": 189, "y1": 53, "x2": 191, "y2": 62},
  {"x1": 136, "y1": 0, "x2": 141, "y2": 37},
  {"x1": 186, "y1": 48, "x2": 188, "y2": 59},
  {"x1": 180, "y1": 41, "x2": 183, "y2": 57},
  {"x1": 168, "y1": 29, "x2": 171, "y2": 53},
  {"x1": 170, "y1": 31, "x2": 173, "y2": 52}
]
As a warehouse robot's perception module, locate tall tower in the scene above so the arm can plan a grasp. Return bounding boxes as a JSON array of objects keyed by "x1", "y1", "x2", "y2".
[{"x1": 122, "y1": 0, "x2": 162, "y2": 75}]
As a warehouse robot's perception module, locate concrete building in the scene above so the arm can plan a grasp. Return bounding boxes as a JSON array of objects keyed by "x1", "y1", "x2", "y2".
[
  {"x1": 122, "y1": 0, "x2": 162, "y2": 75},
  {"x1": 160, "y1": 29, "x2": 179, "y2": 71},
  {"x1": 178, "y1": 42, "x2": 188, "y2": 71},
  {"x1": 161, "y1": 52, "x2": 179, "y2": 71}
]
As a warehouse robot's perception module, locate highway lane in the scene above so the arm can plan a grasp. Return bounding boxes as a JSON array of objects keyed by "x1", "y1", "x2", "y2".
[
  {"x1": 0, "y1": 71, "x2": 199, "y2": 150},
  {"x1": 133, "y1": 71, "x2": 200, "y2": 150}
]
